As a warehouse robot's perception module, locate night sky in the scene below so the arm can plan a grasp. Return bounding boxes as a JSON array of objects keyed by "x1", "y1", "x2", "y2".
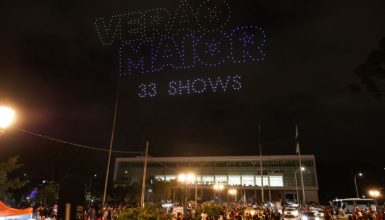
[{"x1": 1, "y1": 0, "x2": 385, "y2": 199}]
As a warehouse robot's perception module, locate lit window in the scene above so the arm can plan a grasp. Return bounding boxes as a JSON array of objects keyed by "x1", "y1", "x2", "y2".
[
  {"x1": 228, "y1": 175, "x2": 241, "y2": 186},
  {"x1": 154, "y1": 175, "x2": 165, "y2": 181},
  {"x1": 202, "y1": 176, "x2": 214, "y2": 184},
  {"x1": 269, "y1": 175, "x2": 283, "y2": 187},
  {"x1": 242, "y1": 176, "x2": 254, "y2": 186},
  {"x1": 255, "y1": 176, "x2": 269, "y2": 186},
  {"x1": 165, "y1": 175, "x2": 176, "y2": 181},
  {"x1": 215, "y1": 175, "x2": 227, "y2": 183}
]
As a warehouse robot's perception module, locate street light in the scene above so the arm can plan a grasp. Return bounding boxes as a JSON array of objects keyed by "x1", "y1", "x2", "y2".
[
  {"x1": 0, "y1": 106, "x2": 15, "y2": 133},
  {"x1": 213, "y1": 183, "x2": 225, "y2": 191},
  {"x1": 354, "y1": 172, "x2": 363, "y2": 198},
  {"x1": 177, "y1": 174, "x2": 187, "y2": 206},
  {"x1": 368, "y1": 189, "x2": 380, "y2": 205},
  {"x1": 89, "y1": 174, "x2": 97, "y2": 192},
  {"x1": 87, "y1": 174, "x2": 98, "y2": 203},
  {"x1": 295, "y1": 166, "x2": 305, "y2": 204},
  {"x1": 213, "y1": 183, "x2": 224, "y2": 202},
  {"x1": 228, "y1": 188, "x2": 237, "y2": 202},
  {"x1": 178, "y1": 172, "x2": 197, "y2": 207},
  {"x1": 368, "y1": 190, "x2": 380, "y2": 197}
]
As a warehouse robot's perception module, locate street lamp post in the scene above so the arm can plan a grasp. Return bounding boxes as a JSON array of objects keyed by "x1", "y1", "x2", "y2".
[
  {"x1": 178, "y1": 173, "x2": 197, "y2": 207},
  {"x1": 186, "y1": 173, "x2": 196, "y2": 207},
  {"x1": 268, "y1": 173, "x2": 272, "y2": 202},
  {"x1": 194, "y1": 178, "x2": 198, "y2": 208},
  {"x1": 368, "y1": 190, "x2": 380, "y2": 205},
  {"x1": 228, "y1": 189, "x2": 237, "y2": 202},
  {"x1": 177, "y1": 174, "x2": 186, "y2": 206},
  {"x1": 354, "y1": 173, "x2": 363, "y2": 198},
  {"x1": 295, "y1": 167, "x2": 305, "y2": 204},
  {"x1": 295, "y1": 171, "x2": 299, "y2": 203},
  {"x1": 88, "y1": 174, "x2": 97, "y2": 203},
  {"x1": 89, "y1": 174, "x2": 97, "y2": 193},
  {"x1": 213, "y1": 183, "x2": 224, "y2": 202}
]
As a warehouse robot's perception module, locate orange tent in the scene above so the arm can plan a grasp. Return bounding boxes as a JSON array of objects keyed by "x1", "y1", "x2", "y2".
[{"x1": 0, "y1": 201, "x2": 32, "y2": 217}]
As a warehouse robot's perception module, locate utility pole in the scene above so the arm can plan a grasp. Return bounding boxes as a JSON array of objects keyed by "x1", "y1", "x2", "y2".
[
  {"x1": 258, "y1": 124, "x2": 264, "y2": 202},
  {"x1": 268, "y1": 173, "x2": 271, "y2": 202},
  {"x1": 295, "y1": 125, "x2": 306, "y2": 204},
  {"x1": 140, "y1": 142, "x2": 149, "y2": 208},
  {"x1": 102, "y1": 93, "x2": 119, "y2": 206},
  {"x1": 195, "y1": 181, "x2": 198, "y2": 208}
]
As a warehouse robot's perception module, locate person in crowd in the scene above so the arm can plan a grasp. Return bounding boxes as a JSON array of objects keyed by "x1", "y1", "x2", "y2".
[
  {"x1": 95, "y1": 207, "x2": 103, "y2": 220},
  {"x1": 89, "y1": 206, "x2": 96, "y2": 220},
  {"x1": 177, "y1": 212, "x2": 183, "y2": 220},
  {"x1": 201, "y1": 211, "x2": 208, "y2": 220}
]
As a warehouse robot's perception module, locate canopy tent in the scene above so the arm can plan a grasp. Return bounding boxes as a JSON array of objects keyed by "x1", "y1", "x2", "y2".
[{"x1": 0, "y1": 201, "x2": 32, "y2": 220}]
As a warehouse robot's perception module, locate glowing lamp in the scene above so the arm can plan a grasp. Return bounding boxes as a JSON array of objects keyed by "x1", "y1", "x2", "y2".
[{"x1": 0, "y1": 106, "x2": 15, "y2": 129}]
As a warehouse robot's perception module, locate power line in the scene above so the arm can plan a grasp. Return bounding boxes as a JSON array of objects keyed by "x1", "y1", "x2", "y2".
[
  {"x1": 15, "y1": 127, "x2": 175, "y2": 170},
  {"x1": 151, "y1": 158, "x2": 175, "y2": 171},
  {"x1": 15, "y1": 127, "x2": 142, "y2": 154}
]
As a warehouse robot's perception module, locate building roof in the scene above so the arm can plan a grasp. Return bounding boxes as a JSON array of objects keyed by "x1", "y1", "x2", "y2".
[{"x1": 116, "y1": 155, "x2": 315, "y2": 163}]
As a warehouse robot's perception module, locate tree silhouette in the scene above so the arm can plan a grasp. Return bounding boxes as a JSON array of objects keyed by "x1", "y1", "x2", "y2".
[
  {"x1": 350, "y1": 37, "x2": 385, "y2": 97},
  {"x1": 0, "y1": 156, "x2": 28, "y2": 201},
  {"x1": 150, "y1": 179, "x2": 175, "y2": 202}
]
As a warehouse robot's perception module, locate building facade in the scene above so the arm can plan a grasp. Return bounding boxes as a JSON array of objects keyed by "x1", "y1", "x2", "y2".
[{"x1": 113, "y1": 155, "x2": 319, "y2": 203}]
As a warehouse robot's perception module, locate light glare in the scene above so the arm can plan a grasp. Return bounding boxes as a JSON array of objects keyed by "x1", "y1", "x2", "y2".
[
  {"x1": 178, "y1": 174, "x2": 186, "y2": 182},
  {"x1": 369, "y1": 190, "x2": 380, "y2": 198},
  {"x1": 228, "y1": 188, "x2": 237, "y2": 195},
  {"x1": 0, "y1": 106, "x2": 15, "y2": 129}
]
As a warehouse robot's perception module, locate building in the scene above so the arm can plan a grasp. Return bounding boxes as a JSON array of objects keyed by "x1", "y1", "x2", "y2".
[{"x1": 113, "y1": 155, "x2": 319, "y2": 203}]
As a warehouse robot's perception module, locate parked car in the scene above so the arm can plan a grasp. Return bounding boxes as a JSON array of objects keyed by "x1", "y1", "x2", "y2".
[
  {"x1": 283, "y1": 208, "x2": 300, "y2": 220},
  {"x1": 301, "y1": 211, "x2": 324, "y2": 220}
]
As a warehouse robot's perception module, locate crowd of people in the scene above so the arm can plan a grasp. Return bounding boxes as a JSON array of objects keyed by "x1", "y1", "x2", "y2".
[
  {"x1": 334, "y1": 206, "x2": 385, "y2": 220},
  {"x1": 194, "y1": 203, "x2": 282, "y2": 220},
  {"x1": 171, "y1": 201, "x2": 385, "y2": 220},
  {"x1": 32, "y1": 205, "x2": 57, "y2": 220},
  {"x1": 32, "y1": 204, "x2": 126, "y2": 220},
  {"x1": 31, "y1": 201, "x2": 385, "y2": 220},
  {"x1": 83, "y1": 204, "x2": 126, "y2": 220},
  {"x1": 184, "y1": 202, "x2": 284, "y2": 220}
]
